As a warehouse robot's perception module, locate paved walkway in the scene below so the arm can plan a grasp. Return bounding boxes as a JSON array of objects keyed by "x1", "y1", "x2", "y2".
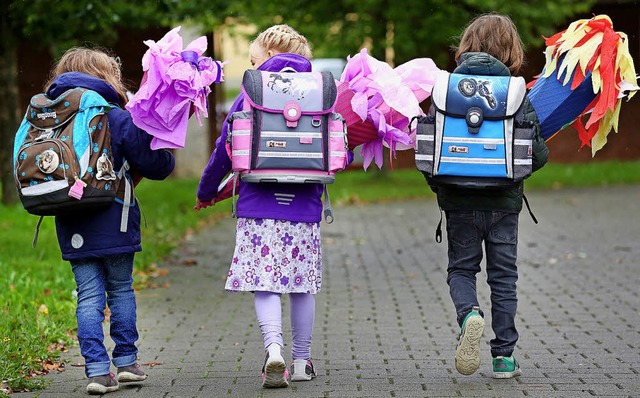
[{"x1": 19, "y1": 186, "x2": 640, "y2": 397}]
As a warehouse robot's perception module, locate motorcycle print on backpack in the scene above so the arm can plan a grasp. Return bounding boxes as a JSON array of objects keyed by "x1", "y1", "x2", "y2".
[
  {"x1": 415, "y1": 71, "x2": 534, "y2": 189},
  {"x1": 13, "y1": 87, "x2": 125, "y2": 216}
]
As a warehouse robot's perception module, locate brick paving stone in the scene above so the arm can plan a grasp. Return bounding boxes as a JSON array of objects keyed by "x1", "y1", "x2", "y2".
[{"x1": 16, "y1": 185, "x2": 640, "y2": 397}]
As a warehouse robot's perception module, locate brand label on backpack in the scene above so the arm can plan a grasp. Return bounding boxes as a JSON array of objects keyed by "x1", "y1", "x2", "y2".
[
  {"x1": 13, "y1": 88, "x2": 122, "y2": 216},
  {"x1": 37, "y1": 111, "x2": 57, "y2": 120}
]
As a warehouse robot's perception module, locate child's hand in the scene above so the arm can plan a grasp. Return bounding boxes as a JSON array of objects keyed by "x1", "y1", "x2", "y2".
[{"x1": 194, "y1": 198, "x2": 214, "y2": 211}]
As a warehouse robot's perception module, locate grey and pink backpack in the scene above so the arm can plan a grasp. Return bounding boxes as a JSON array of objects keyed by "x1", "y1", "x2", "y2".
[{"x1": 228, "y1": 69, "x2": 349, "y2": 184}]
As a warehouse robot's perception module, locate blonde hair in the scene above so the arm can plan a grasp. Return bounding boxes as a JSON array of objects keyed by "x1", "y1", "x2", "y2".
[
  {"x1": 250, "y1": 24, "x2": 312, "y2": 60},
  {"x1": 454, "y1": 13, "x2": 525, "y2": 75},
  {"x1": 45, "y1": 47, "x2": 129, "y2": 105}
]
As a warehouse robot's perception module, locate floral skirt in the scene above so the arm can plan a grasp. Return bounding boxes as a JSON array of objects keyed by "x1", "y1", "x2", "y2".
[{"x1": 225, "y1": 218, "x2": 322, "y2": 294}]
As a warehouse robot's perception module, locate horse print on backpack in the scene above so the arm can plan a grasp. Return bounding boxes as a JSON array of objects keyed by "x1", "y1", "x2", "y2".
[
  {"x1": 266, "y1": 72, "x2": 318, "y2": 100},
  {"x1": 13, "y1": 87, "x2": 122, "y2": 216}
]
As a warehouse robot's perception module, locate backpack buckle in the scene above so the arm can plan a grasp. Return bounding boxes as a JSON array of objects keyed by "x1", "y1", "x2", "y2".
[
  {"x1": 466, "y1": 107, "x2": 483, "y2": 134},
  {"x1": 284, "y1": 102, "x2": 301, "y2": 128}
]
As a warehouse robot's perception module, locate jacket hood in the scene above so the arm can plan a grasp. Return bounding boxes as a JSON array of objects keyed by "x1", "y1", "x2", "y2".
[
  {"x1": 46, "y1": 72, "x2": 122, "y2": 106},
  {"x1": 257, "y1": 53, "x2": 312, "y2": 73},
  {"x1": 454, "y1": 52, "x2": 511, "y2": 76}
]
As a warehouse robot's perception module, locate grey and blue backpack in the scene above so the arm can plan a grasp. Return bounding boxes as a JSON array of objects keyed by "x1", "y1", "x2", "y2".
[{"x1": 415, "y1": 71, "x2": 534, "y2": 189}]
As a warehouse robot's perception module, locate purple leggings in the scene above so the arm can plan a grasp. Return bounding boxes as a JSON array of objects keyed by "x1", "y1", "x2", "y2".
[{"x1": 254, "y1": 291, "x2": 315, "y2": 360}]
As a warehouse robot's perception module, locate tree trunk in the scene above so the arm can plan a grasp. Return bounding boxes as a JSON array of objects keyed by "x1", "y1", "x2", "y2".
[{"x1": 0, "y1": 10, "x2": 20, "y2": 206}]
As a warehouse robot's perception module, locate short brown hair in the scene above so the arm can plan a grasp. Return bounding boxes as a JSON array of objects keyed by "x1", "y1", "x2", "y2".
[
  {"x1": 250, "y1": 24, "x2": 312, "y2": 60},
  {"x1": 45, "y1": 47, "x2": 129, "y2": 105},
  {"x1": 454, "y1": 13, "x2": 525, "y2": 75}
]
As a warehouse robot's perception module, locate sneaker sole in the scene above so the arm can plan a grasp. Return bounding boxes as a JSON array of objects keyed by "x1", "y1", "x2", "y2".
[
  {"x1": 290, "y1": 372, "x2": 315, "y2": 382},
  {"x1": 86, "y1": 383, "x2": 119, "y2": 394},
  {"x1": 117, "y1": 371, "x2": 148, "y2": 382},
  {"x1": 455, "y1": 315, "x2": 484, "y2": 376},
  {"x1": 493, "y1": 368, "x2": 522, "y2": 379},
  {"x1": 262, "y1": 360, "x2": 289, "y2": 388}
]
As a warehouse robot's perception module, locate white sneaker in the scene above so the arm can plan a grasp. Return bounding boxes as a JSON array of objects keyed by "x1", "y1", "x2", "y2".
[
  {"x1": 261, "y1": 344, "x2": 289, "y2": 388},
  {"x1": 86, "y1": 373, "x2": 119, "y2": 395},
  {"x1": 290, "y1": 359, "x2": 317, "y2": 381},
  {"x1": 455, "y1": 306, "x2": 485, "y2": 376}
]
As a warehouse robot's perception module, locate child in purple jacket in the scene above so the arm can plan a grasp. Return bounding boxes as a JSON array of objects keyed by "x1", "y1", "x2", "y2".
[{"x1": 195, "y1": 25, "x2": 327, "y2": 388}]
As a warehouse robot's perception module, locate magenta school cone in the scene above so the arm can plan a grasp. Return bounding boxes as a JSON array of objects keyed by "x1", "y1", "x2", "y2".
[
  {"x1": 335, "y1": 81, "x2": 378, "y2": 149},
  {"x1": 528, "y1": 67, "x2": 597, "y2": 141}
]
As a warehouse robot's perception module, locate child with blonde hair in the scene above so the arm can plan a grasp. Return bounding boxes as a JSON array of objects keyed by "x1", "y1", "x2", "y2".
[
  {"x1": 196, "y1": 24, "x2": 343, "y2": 388},
  {"x1": 39, "y1": 47, "x2": 175, "y2": 394},
  {"x1": 425, "y1": 13, "x2": 549, "y2": 378}
]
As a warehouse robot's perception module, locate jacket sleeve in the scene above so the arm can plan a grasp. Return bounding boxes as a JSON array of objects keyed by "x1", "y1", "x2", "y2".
[
  {"x1": 116, "y1": 110, "x2": 175, "y2": 180},
  {"x1": 523, "y1": 97, "x2": 549, "y2": 173},
  {"x1": 196, "y1": 133, "x2": 232, "y2": 201},
  {"x1": 196, "y1": 95, "x2": 243, "y2": 201}
]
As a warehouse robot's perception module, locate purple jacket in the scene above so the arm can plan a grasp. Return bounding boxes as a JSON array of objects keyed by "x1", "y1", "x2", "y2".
[
  {"x1": 197, "y1": 53, "x2": 326, "y2": 223},
  {"x1": 49, "y1": 72, "x2": 175, "y2": 260}
]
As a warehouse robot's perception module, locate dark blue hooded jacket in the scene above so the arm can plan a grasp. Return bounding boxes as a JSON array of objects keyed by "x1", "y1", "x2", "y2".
[{"x1": 48, "y1": 72, "x2": 175, "y2": 260}]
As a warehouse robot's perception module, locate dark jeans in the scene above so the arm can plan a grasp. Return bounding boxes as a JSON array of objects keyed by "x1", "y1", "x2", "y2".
[{"x1": 445, "y1": 210, "x2": 519, "y2": 358}]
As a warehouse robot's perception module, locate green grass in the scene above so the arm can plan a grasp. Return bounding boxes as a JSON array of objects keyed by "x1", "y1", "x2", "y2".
[
  {"x1": 526, "y1": 160, "x2": 640, "y2": 189},
  {"x1": 224, "y1": 87, "x2": 241, "y2": 103},
  {"x1": 1, "y1": 159, "x2": 640, "y2": 393}
]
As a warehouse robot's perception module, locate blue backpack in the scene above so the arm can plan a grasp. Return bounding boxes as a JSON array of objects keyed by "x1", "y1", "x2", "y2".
[{"x1": 415, "y1": 71, "x2": 534, "y2": 189}]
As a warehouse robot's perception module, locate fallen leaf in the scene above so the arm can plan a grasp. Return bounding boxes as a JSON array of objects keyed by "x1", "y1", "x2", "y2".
[
  {"x1": 141, "y1": 361, "x2": 163, "y2": 367},
  {"x1": 181, "y1": 258, "x2": 198, "y2": 266}
]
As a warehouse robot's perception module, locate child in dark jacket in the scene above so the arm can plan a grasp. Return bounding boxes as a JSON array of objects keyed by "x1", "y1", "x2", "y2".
[
  {"x1": 428, "y1": 14, "x2": 549, "y2": 378},
  {"x1": 195, "y1": 25, "x2": 329, "y2": 388},
  {"x1": 43, "y1": 47, "x2": 175, "y2": 394}
]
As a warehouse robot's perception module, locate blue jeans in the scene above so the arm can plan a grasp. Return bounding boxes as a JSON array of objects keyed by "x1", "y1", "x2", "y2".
[
  {"x1": 71, "y1": 253, "x2": 139, "y2": 377},
  {"x1": 445, "y1": 210, "x2": 519, "y2": 358}
]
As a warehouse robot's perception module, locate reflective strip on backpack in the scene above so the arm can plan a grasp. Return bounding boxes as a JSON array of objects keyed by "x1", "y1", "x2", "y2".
[
  {"x1": 415, "y1": 154, "x2": 434, "y2": 161},
  {"x1": 20, "y1": 180, "x2": 68, "y2": 196},
  {"x1": 232, "y1": 129, "x2": 251, "y2": 136},
  {"x1": 440, "y1": 156, "x2": 506, "y2": 165},
  {"x1": 258, "y1": 151, "x2": 324, "y2": 158},
  {"x1": 261, "y1": 131, "x2": 323, "y2": 139},
  {"x1": 442, "y1": 137, "x2": 504, "y2": 145},
  {"x1": 503, "y1": 118, "x2": 514, "y2": 178}
]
